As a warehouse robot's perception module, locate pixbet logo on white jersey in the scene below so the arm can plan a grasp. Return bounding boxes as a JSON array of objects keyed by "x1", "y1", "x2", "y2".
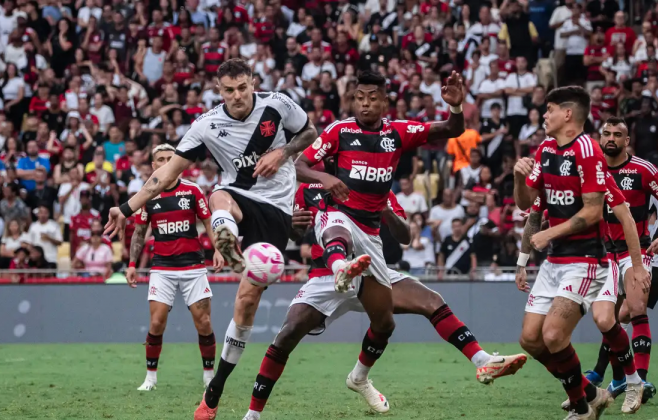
[
  {"x1": 349, "y1": 161, "x2": 393, "y2": 182},
  {"x1": 157, "y1": 220, "x2": 191, "y2": 234},
  {"x1": 232, "y1": 152, "x2": 262, "y2": 169}
]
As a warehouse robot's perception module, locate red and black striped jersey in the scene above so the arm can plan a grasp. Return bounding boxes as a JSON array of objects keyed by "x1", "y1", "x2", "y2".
[
  {"x1": 605, "y1": 155, "x2": 658, "y2": 258},
  {"x1": 526, "y1": 134, "x2": 609, "y2": 264},
  {"x1": 135, "y1": 179, "x2": 210, "y2": 270},
  {"x1": 302, "y1": 118, "x2": 429, "y2": 235},
  {"x1": 294, "y1": 183, "x2": 405, "y2": 278}
]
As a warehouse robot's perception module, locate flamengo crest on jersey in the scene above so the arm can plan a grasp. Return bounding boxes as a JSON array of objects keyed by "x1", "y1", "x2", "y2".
[
  {"x1": 605, "y1": 154, "x2": 658, "y2": 255},
  {"x1": 135, "y1": 179, "x2": 210, "y2": 269},
  {"x1": 175, "y1": 92, "x2": 310, "y2": 215},
  {"x1": 526, "y1": 134, "x2": 609, "y2": 263}
]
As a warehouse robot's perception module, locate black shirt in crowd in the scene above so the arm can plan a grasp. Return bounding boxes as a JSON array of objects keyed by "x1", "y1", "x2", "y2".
[{"x1": 440, "y1": 234, "x2": 474, "y2": 275}]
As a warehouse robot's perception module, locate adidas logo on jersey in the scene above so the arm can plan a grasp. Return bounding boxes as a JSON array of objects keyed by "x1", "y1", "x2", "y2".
[
  {"x1": 313, "y1": 193, "x2": 322, "y2": 201},
  {"x1": 204, "y1": 287, "x2": 211, "y2": 294},
  {"x1": 350, "y1": 139, "x2": 362, "y2": 146},
  {"x1": 153, "y1": 203, "x2": 162, "y2": 210},
  {"x1": 603, "y1": 290, "x2": 612, "y2": 296},
  {"x1": 563, "y1": 285, "x2": 573, "y2": 292}
]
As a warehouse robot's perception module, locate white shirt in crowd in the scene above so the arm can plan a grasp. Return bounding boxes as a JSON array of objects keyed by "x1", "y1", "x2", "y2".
[
  {"x1": 1, "y1": 77, "x2": 24, "y2": 101},
  {"x1": 90, "y1": 104, "x2": 115, "y2": 132},
  {"x1": 420, "y1": 81, "x2": 443, "y2": 104},
  {"x1": 465, "y1": 63, "x2": 489, "y2": 96},
  {"x1": 0, "y1": 12, "x2": 16, "y2": 51},
  {"x1": 519, "y1": 123, "x2": 540, "y2": 141},
  {"x1": 559, "y1": 17, "x2": 592, "y2": 56},
  {"x1": 478, "y1": 77, "x2": 506, "y2": 118},
  {"x1": 601, "y1": 57, "x2": 635, "y2": 82},
  {"x1": 301, "y1": 61, "x2": 338, "y2": 81},
  {"x1": 395, "y1": 191, "x2": 428, "y2": 216},
  {"x1": 2, "y1": 232, "x2": 29, "y2": 253},
  {"x1": 76, "y1": 6, "x2": 102, "y2": 26},
  {"x1": 429, "y1": 204, "x2": 466, "y2": 241},
  {"x1": 505, "y1": 71, "x2": 537, "y2": 116},
  {"x1": 27, "y1": 220, "x2": 63, "y2": 263},
  {"x1": 249, "y1": 57, "x2": 276, "y2": 91},
  {"x1": 403, "y1": 236, "x2": 435, "y2": 269},
  {"x1": 549, "y1": 5, "x2": 573, "y2": 49},
  {"x1": 58, "y1": 182, "x2": 90, "y2": 224}
]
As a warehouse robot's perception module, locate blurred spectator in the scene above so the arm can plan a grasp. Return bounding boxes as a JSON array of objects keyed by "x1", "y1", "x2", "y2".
[
  {"x1": 584, "y1": 28, "x2": 609, "y2": 91},
  {"x1": 197, "y1": 160, "x2": 219, "y2": 196},
  {"x1": 72, "y1": 225, "x2": 113, "y2": 278},
  {"x1": 28, "y1": 245, "x2": 50, "y2": 270},
  {"x1": 558, "y1": 4, "x2": 591, "y2": 86},
  {"x1": 586, "y1": 0, "x2": 618, "y2": 31},
  {"x1": 69, "y1": 190, "x2": 100, "y2": 258},
  {"x1": 301, "y1": 46, "x2": 337, "y2": 83},
  {"x1": 429, "y1": 188, "x2": 465, "y2": 243},
  {"x1": 498, "y1": 0, "x2": 539, "y2": 68},
  {"x1": 447, "y1": 123, "x2": 482, "y2": 175},
  {"x1": 0, "y1": 182, "x2": 30, "y2": 226},
  {"x1": 58, "y1": 167, "x2": 90, "y2": 241},
  {"x1": 27, "y1": 167, "x2": 57, "y2": 219},
  {"x1": 0, "y1": 219, "x2": 28, "y2": 268},
  {"x1": 1, "y1": 63, "x2": 26, "y2": 130},
  {"x1": 401, "y1": 215, "x2": 434, "y2": 275},
  {"x1": 438, "y1": 218, "x2": 476, "y2": 279},
  {"x1": 53, "y1": 146, "x2": 85, "y2": 185},
  {"x1": 26, "y1": 205, "x2": 61, "y2": 268},
  {"x1": 504, "y1": 56, "x2": 537, "y2": 138},
  {"x1": 396, "y1": 176, "x2": 428, "y2": 217},
  {"x1": 9, "y1": 247, "x2": 29, "y2": 282},
  {"x1": 477, "y1": 60, "x2": 506, "y2": 119},
  {"x1": 605, "y1": 11, "x2": 635, "y2": 53},
  {"x1": 601, "y1": 42, "x2": 635, "y2": 82}
]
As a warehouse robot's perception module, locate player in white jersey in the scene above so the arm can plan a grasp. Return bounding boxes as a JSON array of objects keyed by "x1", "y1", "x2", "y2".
[{"x1": 103, "y1": 59, "x2": 318, "y2": 420}]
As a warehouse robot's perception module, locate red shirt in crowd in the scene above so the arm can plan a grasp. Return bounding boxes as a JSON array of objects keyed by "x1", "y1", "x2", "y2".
[
  {"x1": 584, "y1": 45, "x2": 609, "y2": 81},
  {"x1": 70, "y1": 209, "x2": 101, "y2": 258},
  {"x1": 605, "y1": 26, "x2": 636, "y2": 53}
]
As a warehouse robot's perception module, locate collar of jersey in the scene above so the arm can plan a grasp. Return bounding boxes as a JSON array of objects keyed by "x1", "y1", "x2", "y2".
[
  {"x1": 607, "y1": 153, "x2": 632, "y2": 171},
  {"x1": 556, "y1": 131, "x2": 586, "y2": 151},
  {"x1": 223, "y1": 94, "x2": 257, "y2": 122},
  {"x1": 163, "y1": 179, "x2": 181, "y2": 193},
  {"x1": 355, "y1": 117, "x2": 383, "y2": 133}
]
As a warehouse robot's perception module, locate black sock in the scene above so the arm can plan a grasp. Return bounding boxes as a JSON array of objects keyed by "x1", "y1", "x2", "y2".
[
  {"x1": 593, "y1": 341, "x2": 610, "y2": 378},
  {"x1": 584, "y1": 381, "x2": 597, "y2": 402},
  {"x1": 205, "y1": 357, "x2": 236, "y2": 409}
]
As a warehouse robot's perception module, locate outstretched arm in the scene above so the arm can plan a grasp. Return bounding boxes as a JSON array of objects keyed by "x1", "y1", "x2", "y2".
[
  {"x1": 253, "y1": 119, "x2": 318, "y2": 178},
  {"x1": 127, "y1": 155, "x2": 192, "y2": 213}
]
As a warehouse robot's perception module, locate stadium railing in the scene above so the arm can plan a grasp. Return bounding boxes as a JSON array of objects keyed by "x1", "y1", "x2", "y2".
[{"x1": 0, "y1": 266, "x2": 541, "y2": 284}]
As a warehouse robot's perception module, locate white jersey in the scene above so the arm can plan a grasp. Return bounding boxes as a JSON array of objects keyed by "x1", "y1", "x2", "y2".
[{"x1": 176, "y1": 92, "x2": 309, "y2": 215}]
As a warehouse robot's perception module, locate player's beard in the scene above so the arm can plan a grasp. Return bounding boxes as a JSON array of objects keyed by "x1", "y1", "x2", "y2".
[{"x1": 603, "y1": 142, "x2": 623, "y2": 157}]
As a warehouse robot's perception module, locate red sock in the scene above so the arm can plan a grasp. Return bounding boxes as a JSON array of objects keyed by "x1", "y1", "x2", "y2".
[
  {"x1": 631, "y1": 315, "x2": 651, "y2": 381},
  {"x1": 146, "y1": 333, "x2": 163, "y2": 371},
  {"x1": 554, "y1": 344, "x2": 587, "y2": 411},
  {"x1": 535, "y1": 348, "x2": 560, "y2": 378},
  {"x1": 199, "y1": 333, "x2": 216, "y2": 372},
  {"x1": 249, "y1": 345, "x2": 289, "y2": 412},
  {"x1": 603, "y1": 324, "x2": 636, "y2": 376},
  {"x1": 358, "y1": 328, "x2": 391, "y2": 367},
  {"x1": 323, "y1": 240, "x2": 347, "y2": 272},
  {"x1": 429, "y1": 305, "x2": 482, "y2": 360}
]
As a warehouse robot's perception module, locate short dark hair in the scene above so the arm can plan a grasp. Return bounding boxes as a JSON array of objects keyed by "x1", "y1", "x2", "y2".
[
  {"x1": 603, "y1": 116, "x2": 628, "y2": 133},
  {"x1": 217, "y1": 58, "x2": 252, "y2": 79},
  {"x1": 357, "y1": 70, "x2": 386, "y2": 90},
  {"x1": 490, "y1": 103, "x2": 502, "y2": 110},
  {"x1": 545, "y1": 86, "x2": 591, "y2": 124},
  {"x1": 451, "y1": 218, "x2": 463, "y2": 225}
]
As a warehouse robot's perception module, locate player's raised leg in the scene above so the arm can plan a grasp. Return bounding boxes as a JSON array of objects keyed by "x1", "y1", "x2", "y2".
[
  {"x1": 209, "y1": 189, "x2": 245, "y2": 273},
  {"x1": 391, "y1": 276, "x2": 526, "y2": 384},
  {"x1": 244, "y1": 303, "x2": 327, "y2": 420},
  {"x1": 139, "y1": 300, "x2": 170, "y2": 391}
]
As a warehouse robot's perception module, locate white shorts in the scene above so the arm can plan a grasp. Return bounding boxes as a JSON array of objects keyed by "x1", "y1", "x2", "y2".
[
  {"x1": 314, "y1": 210, "x2": 390, "y2": 288},
  {"x1": 617, "y1": 254, "x2": 653, "y2": 295},
  {"x1": 525, "y1": 261, "x2": 607, "y2": 315},
  {"x1": 593, "y1": 260, "x2": 619, "y2": 305},
  {"x1": 148, "y1": 268, "x2": 212, "y2": 307},
  {"x1": 290, "y1": 269, "x2": 409, "y2": 335}
]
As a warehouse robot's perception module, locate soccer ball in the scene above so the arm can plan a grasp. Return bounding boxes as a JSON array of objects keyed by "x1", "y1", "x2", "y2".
[{"x1": 244, "y1": 242, "x2": 285, "y2": 287}]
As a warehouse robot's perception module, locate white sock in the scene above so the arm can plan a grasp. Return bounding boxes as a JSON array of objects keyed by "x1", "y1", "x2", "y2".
[
  {"x1": 203, "y1": 369, "x2": 214, "y2": 382},
  {"x1": 212, "y1": 210, "x2": 239, "y2": 237},
  {"x1": 246, "y1": 409, "x2": 261, "y2": 419},
  {"x1": 351, "y1": 360, "x2": 371, "y2": 383},
  {"x1": 220, "y1": 318, "x2": 252, "y2": 365},
  {"x1": 471, "y1": 350, "x2": 492, "y2": 368},
  {"x1": 626, "y1": 371, "x2": 642, "y2": 384},
  {"x1": 331, "y1": 259, "x2": 348, "y2": 274},
  {"x1": 146, "y1": 370, "x2": 157, "y2": 383}
]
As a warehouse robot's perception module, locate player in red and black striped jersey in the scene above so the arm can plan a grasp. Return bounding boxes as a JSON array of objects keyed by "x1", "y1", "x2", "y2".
[
  {"x1": 584, "y1": 117, "x2": 657, "y2": 402},
  {"x1": 518, "y1": 170, "x2": 649, "y2": 414},
  {"x1": 513, "y1": 86, "x2": 640, "y2": 418},
  {"x1": 240, "y1": 181, "x2": 526, "y2": 418},
  {"x1": 295, "y1": 70, "x2": 466, "y2": 412},
  {"x1": 126, "y1": 144, "x2": 222, "y2": 393}
]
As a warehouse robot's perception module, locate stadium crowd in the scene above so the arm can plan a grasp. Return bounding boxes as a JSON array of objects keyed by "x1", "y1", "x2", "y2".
[{"x1": 0, "y1": 0, "x2": 655, "y2": 279}]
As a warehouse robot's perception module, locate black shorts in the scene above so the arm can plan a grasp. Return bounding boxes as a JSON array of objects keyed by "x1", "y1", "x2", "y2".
[
  {"x1": 224, "y1": 189, "x2": 292, "y2": 254},
  {"x1": 649, "y1": 266, "x2": 658, "y2": 309}
]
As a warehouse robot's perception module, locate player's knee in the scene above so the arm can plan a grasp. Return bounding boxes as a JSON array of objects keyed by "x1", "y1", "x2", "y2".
[
  {"x1": 235, "y1": 291, "x2": 260, "y2": 316},
  {"x1": 541, "y1": 326, "x2": 568, "y2": 353},
  {"x1": 372, "y1": 318, "x2": 395, "y2": 336},
  {"x1": 592, "y1": 307, "x2": 616, "y2": 333},
  {"x1": 519, "y1": 332, "x2": 543, "y2": 356},
  {"x1": 194, "y1": 313, "x2": 213, "y2": 334},
  {"x1": 625, "y1": 297, "x2": 647, "y2": 318},
  {"x1": 149, "y1": 318, "x2": 167, "y2": 335},
  {"x1": 618, "y1": 304, "x2": 631, "y2": 323},
  {"x1": 322, "y1": 229, "x2": 352, "y2": 250},
  {"x1": 274, "y1": 324, "x2": 305, "y2": 353}
]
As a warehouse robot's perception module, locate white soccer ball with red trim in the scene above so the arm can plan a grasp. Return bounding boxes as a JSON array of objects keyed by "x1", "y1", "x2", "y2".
[{"x1": 244, "y1": 242, "x2": 285, "y2": 287}]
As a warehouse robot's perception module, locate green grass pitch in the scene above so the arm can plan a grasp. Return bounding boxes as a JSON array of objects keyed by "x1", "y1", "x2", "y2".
[{"x1": 0, "y1": 343, "x2": 655, "y2": 419}]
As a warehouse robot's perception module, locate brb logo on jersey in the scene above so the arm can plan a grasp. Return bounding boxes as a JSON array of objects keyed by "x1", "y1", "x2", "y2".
[
  {"x1": 559, "y1": 160, "x2": 572, "y2": 176},
  {"x1": 546, "y1": 189, "x2": 575, "y2": 205},
  {"x1": 157, "y1": 220, "x2": 191, "y2": 234},
  {"x1": 349, "y1": 162, "x2": 393, "y2": 182}
]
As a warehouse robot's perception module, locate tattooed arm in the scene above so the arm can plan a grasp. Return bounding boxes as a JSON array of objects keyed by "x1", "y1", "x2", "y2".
[
  {"x1": 253, "y1": 121, "x2": 318, "y2": 178},
  {"x1": 126, "y1": 223, "x2": 148, "y2": 288},
  {"x1": 613, "y1": 201, "x2": 651, "y2": 291},
  {"x1": 127, "y1": 155, "x2": 192, "y2": 214},
  {"x1": 530, "y1": 192, "x2": 605, "y2": 250},
  {"x1": 516, "y1": 209, "x2": 542, "y2": 292}
]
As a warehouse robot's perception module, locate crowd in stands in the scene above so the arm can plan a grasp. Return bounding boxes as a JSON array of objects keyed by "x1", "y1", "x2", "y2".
[{"x1": 0, "y1": 0, "x2": 654, "y2": 279}]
